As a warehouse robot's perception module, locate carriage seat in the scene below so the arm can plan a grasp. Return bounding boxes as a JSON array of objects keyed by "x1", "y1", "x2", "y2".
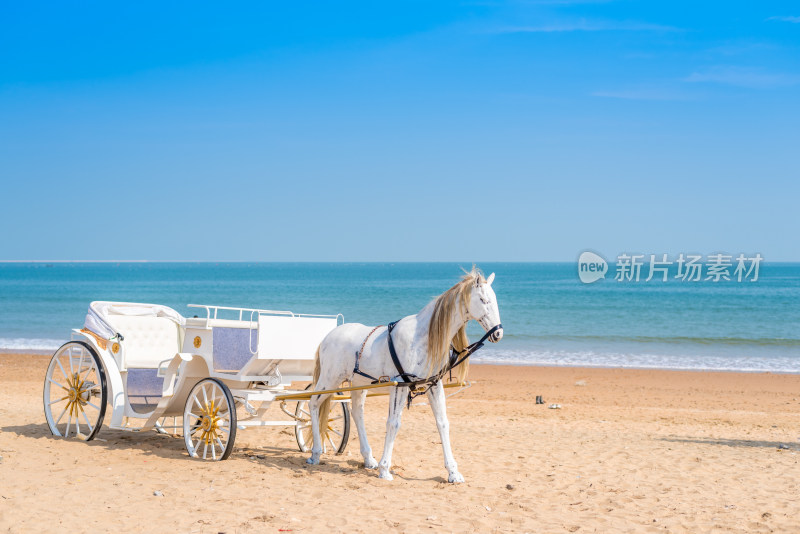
[{"x1": 108, "y1": 314, "x2": 184, "y2": 369}]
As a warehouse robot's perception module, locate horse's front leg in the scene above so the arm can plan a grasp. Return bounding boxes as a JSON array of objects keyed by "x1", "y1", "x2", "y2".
[
  {"x1": 426, "y1": 381, "x2": 464, "y2": 483},
  {"x1": 378, "y1": 386, "x2": 409, "y2": 480},
  {"x1": 350, "y1": 389, "x2": 378, "y2": 469}
]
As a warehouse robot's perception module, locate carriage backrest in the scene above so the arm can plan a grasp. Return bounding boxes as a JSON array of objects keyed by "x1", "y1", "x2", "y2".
[
  {"x1": 107, "y1": 314, "x2": 184, "y2": 368},
  {"x1": 257, "y1": 315, "x2": 337, "y2": 360}
]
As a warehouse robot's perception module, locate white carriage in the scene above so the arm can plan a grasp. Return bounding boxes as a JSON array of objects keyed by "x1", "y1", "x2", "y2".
[{"x1": 43, "y1": 301, "x2": 352, "y2": 460}]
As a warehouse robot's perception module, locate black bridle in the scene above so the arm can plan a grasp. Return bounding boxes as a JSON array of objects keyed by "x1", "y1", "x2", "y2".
[{"x1": 443, "y1": 322, "x2": 504, "y2": 376}]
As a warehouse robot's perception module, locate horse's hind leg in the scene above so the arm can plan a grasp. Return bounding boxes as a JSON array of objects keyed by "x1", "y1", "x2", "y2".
[
  {"x1": 306, "y1": 392, "x2": 331, "y2": 465},
  {"x1": 377, "y1": 386, "x2": 409, "y2": 480},
  {"x1": 350, "y1": 389, "x2": 377, "y2": 469},
  {"x1": 427, "y1": 381, "x2": 464, "y2": 483},
  {"x1": 306, "y1": 341, "x2": 350, "y2": 465}
]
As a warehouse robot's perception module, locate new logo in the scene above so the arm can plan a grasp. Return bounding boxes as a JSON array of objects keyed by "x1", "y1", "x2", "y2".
[{"x1": 578, "y1": 251, "x2": 607, "y2": 284}]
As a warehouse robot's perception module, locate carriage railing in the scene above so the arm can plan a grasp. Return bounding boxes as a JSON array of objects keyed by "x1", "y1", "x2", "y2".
[
  {"x1": 187, "y1": 304, "x2": 343, "y2": 323},
  {"x1": 187, "y1": 304, "x2": 295, "y2": 322},
  {"x1": 186, "y1": 304, "x2": 344, "y2": 357}
]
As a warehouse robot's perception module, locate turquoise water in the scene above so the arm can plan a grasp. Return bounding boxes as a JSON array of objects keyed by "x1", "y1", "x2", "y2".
[{"x1": 1, "y1": 262, "x2": 799, "y2": 372}]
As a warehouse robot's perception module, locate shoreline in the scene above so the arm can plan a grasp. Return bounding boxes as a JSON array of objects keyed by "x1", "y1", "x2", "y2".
[{"x1": 3, "y1": 349, "x2": 799, "y2": 375}]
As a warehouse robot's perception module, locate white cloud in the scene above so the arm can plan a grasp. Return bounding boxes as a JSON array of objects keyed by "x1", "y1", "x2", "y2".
[
  {"x1": 592, "y1": 88, "x2": 693, "y2": 101},
  {"x1": 521, "y1": 0, "x2": 616, "y2": 4},
  {"x1": 492, "y1": 19, "x2": 680, "y2": 33},
  {"x1": 767, "y1": 16, "x2": 800, "y2": 23},
  {"x1": 704, "y1": 41, "x2": 777, "y2": 57},
  {"x1": 684, "y1": 66, "x2": 799, "y2": 89}
]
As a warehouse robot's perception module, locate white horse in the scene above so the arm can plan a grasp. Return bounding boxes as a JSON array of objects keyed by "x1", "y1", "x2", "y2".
[{"x1": 307, "y1": 268, "x2": 503, "y2": 483}]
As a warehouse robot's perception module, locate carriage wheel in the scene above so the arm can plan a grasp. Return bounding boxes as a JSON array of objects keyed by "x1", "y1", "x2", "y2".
[
  {"x1": 294, "y1": 386, "x2": 350, "y2": 454},
  {"x1": 183, "y1": 378, "x2": 237, "y2": 461},
  {"x1": 43, "y1": 341, "x2": 108, "y2": 441}
]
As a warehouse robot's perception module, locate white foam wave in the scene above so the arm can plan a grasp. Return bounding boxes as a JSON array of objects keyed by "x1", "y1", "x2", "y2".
[
  {"x1": 3, "y1": 338, "x2": 797, "y2": 373},
  {"x1": 472, "y1": 347, "x2": 800, "y2": 374},
  {"x1": 0, "y1": 338, "x2": 63, "y2": 352}
]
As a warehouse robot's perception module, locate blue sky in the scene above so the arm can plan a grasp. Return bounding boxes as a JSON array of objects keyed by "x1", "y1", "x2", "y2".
[{"x1": 1, "y1": 1, "x2": 798, "y2": 261}]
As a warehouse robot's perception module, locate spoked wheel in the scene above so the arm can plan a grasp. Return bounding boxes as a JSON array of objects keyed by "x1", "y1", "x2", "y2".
[
  {"x1": 295, "y1": 386, "x2": 350, "y2": 454},
  {"x1": 183, "y1": 378, "x2": 237, "y2": 461},
  {"x1": 43, "y1": 341, "x2": 107, "y2": 441}
]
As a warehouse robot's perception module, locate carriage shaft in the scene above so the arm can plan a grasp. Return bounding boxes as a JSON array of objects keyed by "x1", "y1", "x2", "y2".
[
  {"x1": 273, "y1": 380, "x2": 399, "y2": 401},
  {"x1": 273, "y1": 380, "x2": 467, "y2": 401}
]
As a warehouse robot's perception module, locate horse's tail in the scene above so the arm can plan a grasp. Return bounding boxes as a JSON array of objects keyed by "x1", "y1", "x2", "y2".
[
  {"x1": 312, "y1": 344, "x2": 332, "y2": 443},
  {"x1": 312, "y1": 344, "x2": 322, "y2": 385}
]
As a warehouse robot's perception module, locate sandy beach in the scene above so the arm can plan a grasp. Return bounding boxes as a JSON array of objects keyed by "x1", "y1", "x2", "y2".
[{"x1": 1, "y1": 353, "x2": 799, "y2": 533}]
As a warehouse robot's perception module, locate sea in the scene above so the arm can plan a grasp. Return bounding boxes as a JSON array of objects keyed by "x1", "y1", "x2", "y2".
[{"x1": 1, "y1": 262, "x2": 799, "y2": 373}]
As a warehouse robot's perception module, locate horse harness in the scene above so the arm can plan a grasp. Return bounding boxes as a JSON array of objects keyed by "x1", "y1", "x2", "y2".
[{"x1": 353, "y1": 320, "x2": 504, "y2": 407}]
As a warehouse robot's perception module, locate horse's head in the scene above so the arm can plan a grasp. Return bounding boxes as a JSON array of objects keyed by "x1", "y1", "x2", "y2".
[{"x1": 468, "y1": 272, "x2": 503, "y2": 342}]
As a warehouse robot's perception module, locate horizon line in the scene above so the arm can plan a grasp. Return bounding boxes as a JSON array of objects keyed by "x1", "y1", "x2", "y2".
[
  {"x1": 1, "y1": 259, "x2": 798, "y2": 264},
  {"x1": 0, "y1": 259, "x2": 569, "y2": 263}
]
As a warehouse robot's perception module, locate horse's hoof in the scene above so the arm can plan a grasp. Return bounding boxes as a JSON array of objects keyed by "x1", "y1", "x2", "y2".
[
  {"x1": 306, "y1": 456, "x2": 320, "y2": 465},
  {"x1": 364, "y1": 457, "x2": 378, "y2": 469},
  {"x1": 448, "y1": 472, "x2": 465, "y2": 483},
  {"x1": 378, "y1": 469, "x2": 394, "y2": 481}
]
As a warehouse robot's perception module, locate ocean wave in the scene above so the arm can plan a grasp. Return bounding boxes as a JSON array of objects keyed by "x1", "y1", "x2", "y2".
[
  {"x1": 472, "y1": 347, "x2": 800, "y2": 373},
  {"x1": 3, "y1": 338, "x2": 798, "y2": 373},
  {"x1": 495, "y1": 334, "x2": 800, "y2": 347},
  {"x1": 0, "y1": 338, "x2": 63, "y2": 351}
]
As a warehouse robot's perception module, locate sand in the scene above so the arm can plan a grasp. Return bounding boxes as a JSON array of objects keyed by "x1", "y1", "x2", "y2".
[{"x1": 1, "y1": 353, "x2": 799, "y2": 533}]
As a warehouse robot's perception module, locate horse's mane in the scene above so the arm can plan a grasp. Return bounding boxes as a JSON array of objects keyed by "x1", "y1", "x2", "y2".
[{"x1": 427, "y1": 267, "x2": 484, "y2": 383}]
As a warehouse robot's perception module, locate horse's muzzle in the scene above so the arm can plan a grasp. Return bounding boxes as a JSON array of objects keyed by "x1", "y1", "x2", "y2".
[{"x1": 490, "y1": 327, "x2": 503, "y2": 343}]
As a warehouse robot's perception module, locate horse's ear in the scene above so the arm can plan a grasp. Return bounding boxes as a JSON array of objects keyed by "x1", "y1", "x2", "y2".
[{"x1": 487, "y1": 272, "x2": 495, "y2": 285}]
